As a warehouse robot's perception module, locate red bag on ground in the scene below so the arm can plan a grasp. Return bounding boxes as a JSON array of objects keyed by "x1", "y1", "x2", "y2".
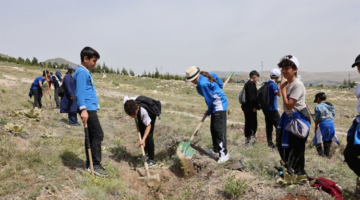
[{"x1": 310, "y1": 177, "x2": 343, "y2": 200}]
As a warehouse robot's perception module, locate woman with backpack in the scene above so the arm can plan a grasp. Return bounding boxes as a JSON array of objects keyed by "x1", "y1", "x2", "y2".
[
  {"x1": 276, "y1": 55, "x2": 310, "y2": 176},
  {"x1": 184, "y1": 66, "x2": 230, "y2": 163}
]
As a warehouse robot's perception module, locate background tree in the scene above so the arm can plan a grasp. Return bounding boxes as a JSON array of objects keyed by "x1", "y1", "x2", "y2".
[
  {"x1": 17, "y1": 57, "x2": 24, "y2": 64},
  {"x1": 155, "y1": 67, "x2": 160, "y2": 78},
  {"x1": 95, "y1": 64, "x2": 102, "y2": 73},
  {"x1": 142, "y1": 70, "x2": 147, "y2": 76},
  {"x1": 116, "y1": 68, "x2": 120, "y2": 74},
  {"x1": 129, "y1": 69, "x2": 135, "y2": 76},
  {"x1": 121, "y1": 67, "x2": 128, "y2": 75},
  {"x1": 25, "y1": 58, "x2": 31, "y2": 65},
  {"x1": 31, "y1": 57, "x2": 38, "y2": 65}
]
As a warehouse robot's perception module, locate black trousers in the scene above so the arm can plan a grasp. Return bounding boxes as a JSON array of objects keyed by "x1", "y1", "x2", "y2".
[
  {"x1": 84, "y1": 111, "x2": 104, "y2": 166},
  {"x1": 344, "y1": 119, "x2": 360, "y2": 177},
  {"x1": 210, "y1": 111, "x2": 227, "y2": 156},
  {"x1": 138, "y1": 116, "x2": 156, "y2": 161},
  {"x1": 32, "y1": 89, "x2": 42, "y2": 108},
  {"x1": 263, "y1": 110, "x2": 280, "y2": 144},
  {"x1": 243, "y1": 109, "x2": 257, "y2": 138},
  {"x1": 276, "y1": 128, "x2": 307, "y2": 174}
]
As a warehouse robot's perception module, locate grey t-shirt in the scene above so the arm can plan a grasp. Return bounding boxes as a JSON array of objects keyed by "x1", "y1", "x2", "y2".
[{"x1": 284, "y1": 79, "x2": 306, "y2": 114}]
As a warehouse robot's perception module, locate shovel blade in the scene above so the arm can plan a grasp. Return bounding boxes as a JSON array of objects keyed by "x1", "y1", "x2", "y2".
[{"x1": 177, "y1": 141, "x2": 196, "y2": 159}]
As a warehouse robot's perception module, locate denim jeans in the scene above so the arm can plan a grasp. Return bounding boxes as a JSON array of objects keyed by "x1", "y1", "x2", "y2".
[{"x1": 68, "y1": 112, "x2": 79, "y2": 124}]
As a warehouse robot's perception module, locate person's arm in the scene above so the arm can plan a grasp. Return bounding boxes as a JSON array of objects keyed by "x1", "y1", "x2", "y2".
[
  {"x1": 139, "y1": 124, "x2": 151, "y2": 147},
  {"x1": 211, "y1": 73, "x2": 223, "y2": 89},
  {"x1": 280, "y1": 79, "x2": 297, "y2": 110},
  {"x1": 38, "y1": 80, "x2": 45, "y2": 94},
  {"x1": 75, "y1": 71, "x2": 88, "y2": 123},
  {"x1": 314, "y1": 120, "x2": 319, "y2": 133}
]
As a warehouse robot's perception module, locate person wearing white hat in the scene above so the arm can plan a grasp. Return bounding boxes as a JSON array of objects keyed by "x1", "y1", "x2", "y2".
[
  {"x1": 276, "y1": 55, "x2": 310, "y2": 176},
  {"x1": 262, "y1": 68, "x2": 281, "y2": 148},
  {"x1": 185, "y1": 66, "x2": 230, "y2": 163}
]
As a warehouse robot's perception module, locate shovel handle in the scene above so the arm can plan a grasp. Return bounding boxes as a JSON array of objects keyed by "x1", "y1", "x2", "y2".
[
  {"x1": 189, "y1": 113, "x2": 207, "y2": 142},
  {"x1": 305, "y1": 102, "x2": 316, "y2": 122},
  {"x1": 84, "y1": 122, "x2": 94, "y2": 176},
  {"x1": 223, "y1": 72, "x2": 234, "y2": 87},
  {"x1": 134, "y1": 118, "x2": 150, "y2": 177}
]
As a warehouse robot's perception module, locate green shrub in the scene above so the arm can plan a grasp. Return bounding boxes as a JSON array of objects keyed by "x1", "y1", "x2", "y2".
[{"x1": 224, "y1": 174, "x2": 248, "y2": 199}]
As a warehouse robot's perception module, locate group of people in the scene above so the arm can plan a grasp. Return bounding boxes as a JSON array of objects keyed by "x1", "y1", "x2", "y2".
[
  {"x1": 185, "y1": 54, "x2": 360, "y2": 195},
  {"x1": 28, "y1": 47, "x2": 360, "y2": 195}
]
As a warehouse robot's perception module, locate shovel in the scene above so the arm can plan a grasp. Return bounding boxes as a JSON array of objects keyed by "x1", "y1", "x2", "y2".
[
  {"x1": 176, "y1": 72, "x2": 234, "y2": 161},
  {"x1": 134, "y1": 118, "x2": 160, "y2": 182},
  {"x1": 84, "y1": 122, "x2": 95, "y2": 176}
]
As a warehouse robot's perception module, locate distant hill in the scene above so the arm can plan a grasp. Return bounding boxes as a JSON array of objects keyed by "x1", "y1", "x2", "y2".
[
  {"x1": 211, "y1": 70, "x2": 360, "y2": 86},
  {"x1": 43, "y1": 58, "x2": 78, "y2": 67},
  {"x1": 0, "y1": 53, "x2": 14, "y2": 59}
]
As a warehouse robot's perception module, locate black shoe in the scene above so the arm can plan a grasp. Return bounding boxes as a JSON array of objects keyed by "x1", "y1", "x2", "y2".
[
  {"x1": 147, "y1": 160, "x2": 156, "y2": 168},
  {"x1": 69, "y1": 123, "x2": 81, "y2": 126},
  {"x1": 86, "y1": 164, "x2": 108, "y2": 177}
]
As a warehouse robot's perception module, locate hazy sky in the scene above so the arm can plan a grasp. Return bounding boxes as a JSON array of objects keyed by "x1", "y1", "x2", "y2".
[{"x1": 0, "y1": 0, "x2": 359, "y2": 75}]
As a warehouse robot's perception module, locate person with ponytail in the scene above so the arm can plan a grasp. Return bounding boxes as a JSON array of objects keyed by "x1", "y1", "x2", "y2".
[{"x1": 185, "y1": 66, "x2": 230, "y2": 163}]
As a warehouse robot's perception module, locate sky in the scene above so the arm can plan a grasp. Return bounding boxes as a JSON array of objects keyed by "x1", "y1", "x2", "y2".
[{"x1": 0, "y1": 0, "x2": 359, "y2": 75}]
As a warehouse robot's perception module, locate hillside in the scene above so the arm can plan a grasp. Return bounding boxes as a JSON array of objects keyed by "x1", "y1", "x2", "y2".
[
  {"x1": 43, "y1": 57, "x2": 78, "y2": 67},
  {"x1": 0, "y1": 61, "x2": 360, "y2": 199},
  {"x1": 213, "y1": 70, "x2": 360, "y2": 86}
]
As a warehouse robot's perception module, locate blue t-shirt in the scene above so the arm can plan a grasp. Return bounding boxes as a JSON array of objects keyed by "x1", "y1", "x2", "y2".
[
  {"x1": 31, "y1": 76, "x2": 45, "y2": 90},
  {"x1": 267, "y1": 80, "x2": 278, "y2": 111}
]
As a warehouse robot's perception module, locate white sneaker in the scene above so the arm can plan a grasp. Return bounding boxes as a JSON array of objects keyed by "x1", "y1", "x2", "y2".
[{"x1": 217, "y1": 154, "x2": 230, "y2": 163}]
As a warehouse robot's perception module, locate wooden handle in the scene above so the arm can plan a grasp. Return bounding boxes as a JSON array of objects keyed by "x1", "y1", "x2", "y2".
[
  {"x1": 223, "y1": 72, "x2": 234, "y2": 87},
  {"x1": 305, "y1": 102, "x2": 316, "y2": 122},
  {"x1": 189, "y1": 113, "x2": 207, "y2": 142},
  {"x1": 134, "y1": 118, "x2": 150, "y2": 177}
]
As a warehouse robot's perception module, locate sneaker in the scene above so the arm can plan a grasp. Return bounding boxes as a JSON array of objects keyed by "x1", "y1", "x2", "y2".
[
  {"x1": 217, "y1": 154, "x2": 230, "y2": 163},
  {"x1": 205, "y1": 149, "x2": 219, "y2": 156},
  {"x1": 250, "y1": 136, "x2": 257, "y2": 145},
  {"x1": 86, "y1": 164, "x2": 108, "y2": 177},
  {"x1": 69, "y1": 123, "x2": 81, "y2": 126},
  {"x1": 147, "y1": 160, "x2": 156, "y2": 168}
]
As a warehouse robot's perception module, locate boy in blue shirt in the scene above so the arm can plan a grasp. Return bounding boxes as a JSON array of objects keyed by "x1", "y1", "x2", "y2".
[
  {"x1": 73, "y1": 47, "x2": 107, "y2": 176},
  {"x1": 30, "y1": 71, "x2": 49, "y2": 108},
  {"x1": 263, "y1": 68, "x2": 281, "y2": 148}
]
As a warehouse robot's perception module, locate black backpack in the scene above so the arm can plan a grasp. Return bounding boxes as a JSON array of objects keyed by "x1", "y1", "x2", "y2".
[
  {"x1": 257, "y1": 82, "x2": 270, "y2": 110},
  {"x1": 136, "y1": 96, "x2": 162, "y2": 119}
]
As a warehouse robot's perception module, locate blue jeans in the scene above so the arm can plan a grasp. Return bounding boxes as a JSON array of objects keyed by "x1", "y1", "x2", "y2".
[{"x1": 68, "y1": 112, "x2": 79, "y2": 124}]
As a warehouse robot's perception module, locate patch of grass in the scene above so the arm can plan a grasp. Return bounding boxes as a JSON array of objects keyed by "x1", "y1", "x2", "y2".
[
  {"x1": 223, "y1": 174, "x2": 248, "y2": 199},
  {"x1": 1, "y1": 89, "x2": 5, "y2": 93},
  {"x1": 0, "y1": 118, "x2": 8, "y2": 125}
]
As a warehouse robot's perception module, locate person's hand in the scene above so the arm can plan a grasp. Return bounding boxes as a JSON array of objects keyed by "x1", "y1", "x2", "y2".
[
  {"x1": 70, "y1": 96, "x2": 74, "y2": 100},
  {"x1": 253, "y1": 108, "x2": 257, "y2": 112},
  {"x1": 139, "y1": 140, "x2": 145, "y2": 147},
  {"x1": 81, "y1": 109, "x2": 88, "y2": 124}
]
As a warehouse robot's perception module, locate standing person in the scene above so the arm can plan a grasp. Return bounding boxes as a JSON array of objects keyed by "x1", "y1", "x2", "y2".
[
  {"x1": 312, "y1": 92, "x2": 340, "y2": 157},
  {"x1": 262, "y1": 69, "x2": 281, "y2": 148},
  {"x1": 276, "y1": 55, "x2": 310, "y2": 175},
  {"x1": 60, "y1": 66, "x2": 80, "y2": 126},
  {"x1": 29, "y1": 71, "x2": 48, "y2": 108},
  {"x1": 241, "y1": 70, "x2": 260, "y2": 145},
  {"x1": 344, "y1": 54, "x2": 360, "y2": 196},
  {"x1": 55, "y1": 69, "x2": 62, "y2": 82},
  {"x1": 123, "y1": 96, "x2": 159, "y2": 167},
  {"x1": 50, "y1": 72, "x2": 61, "y2": 108},
  {"x1": 185, "y1": 66, "x2": 230, "y2": 163},
  {"x1": 73, "y1": 46, "x2": 107, "y2": 176}
]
